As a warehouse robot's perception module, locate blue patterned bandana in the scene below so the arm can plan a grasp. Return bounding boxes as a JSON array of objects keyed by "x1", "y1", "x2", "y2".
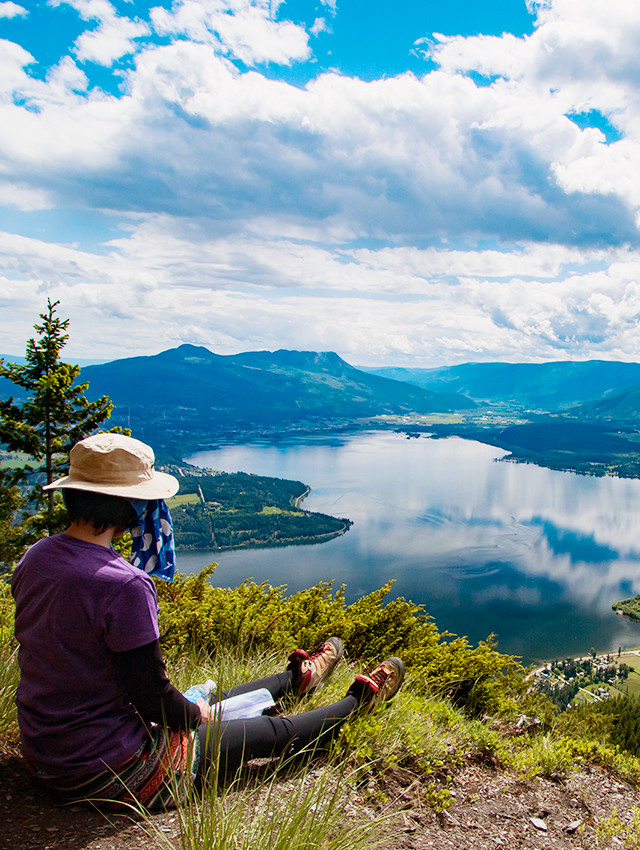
[{"x1": 128, "y1": 499, "x2": 176, "y2": 582}]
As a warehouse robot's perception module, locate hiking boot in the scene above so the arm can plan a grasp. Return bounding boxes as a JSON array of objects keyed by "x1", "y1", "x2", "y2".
[
  {"x1": 348, "y1": 657, "x2": 405, "y2": 710},
  {"x1": 288, "y1": 637, "x2": 344, "y2": 695}
]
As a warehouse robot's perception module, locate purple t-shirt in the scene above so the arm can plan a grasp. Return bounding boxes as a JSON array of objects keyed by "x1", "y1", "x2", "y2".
[{"x1": 12, "y1": 533, "x2": 160, "y2": 777}]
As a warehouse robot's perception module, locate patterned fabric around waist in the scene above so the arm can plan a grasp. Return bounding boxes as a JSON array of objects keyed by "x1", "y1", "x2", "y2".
[{"x1": 30, "y1": 726, "x2": 201, "y2": 811}]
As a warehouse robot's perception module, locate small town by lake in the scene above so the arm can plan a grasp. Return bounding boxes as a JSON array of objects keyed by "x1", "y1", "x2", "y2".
[{"x1": 182, "y1": 430, "x2": 640, "y2": 665}]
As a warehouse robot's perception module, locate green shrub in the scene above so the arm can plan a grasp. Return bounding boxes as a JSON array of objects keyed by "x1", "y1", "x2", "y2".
[
  {"x1": 156, "y1": 568, "x2": 525, "y2": 717},
  {"x1": 502, "y1": 732, "x2": 583, "y2": 780},
  {"x1": 596, "y1": 807, "x2": 640, "y2": 848},
  {"x1": 500, "y1": 729, "x2": 640, "y2": 788},
  {"x1": 553, "y1": 695, "x2": 640, "y2": 758},
  {"x1": 0, "y1": 576, "x2": 15, "y2": 644}
]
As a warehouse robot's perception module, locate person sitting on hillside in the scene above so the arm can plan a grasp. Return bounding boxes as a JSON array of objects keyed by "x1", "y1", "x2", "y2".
[{"x1": 11, "y1": 433, "x2": 405, "y2": 809}]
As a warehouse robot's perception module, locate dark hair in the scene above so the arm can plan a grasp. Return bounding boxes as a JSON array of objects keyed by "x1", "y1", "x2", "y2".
[{"x1": 63, "y1": 489, "x2": 138, "y2": 534}]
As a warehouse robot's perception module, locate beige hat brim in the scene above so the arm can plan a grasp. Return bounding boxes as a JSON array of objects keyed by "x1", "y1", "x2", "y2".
[{"x1": 43, "y1": 469, "x2": 179, "y2": 500}]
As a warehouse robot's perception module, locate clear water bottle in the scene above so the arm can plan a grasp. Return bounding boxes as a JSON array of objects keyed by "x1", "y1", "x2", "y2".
[{"x1": 183, "y1": 679, "x2": 217, "y2": 704}]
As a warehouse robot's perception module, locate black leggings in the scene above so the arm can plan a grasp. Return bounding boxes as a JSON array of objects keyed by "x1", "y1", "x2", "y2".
[{"x1": 196, "y1": 671, "x2": 358, "y2": 779}]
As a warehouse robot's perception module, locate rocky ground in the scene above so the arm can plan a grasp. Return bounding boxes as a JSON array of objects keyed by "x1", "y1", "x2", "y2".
[{"x1": 2, "y1": 750, "x2": 640, "y2": 850}]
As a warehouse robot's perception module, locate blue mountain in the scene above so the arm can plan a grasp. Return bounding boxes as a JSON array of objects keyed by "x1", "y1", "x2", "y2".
[
  {"x1": 79, "y1": 345, "x2": 474, "y2": 433},
  {"x1": 364, "y1": 361, "x2": 640, "y2": 412}
]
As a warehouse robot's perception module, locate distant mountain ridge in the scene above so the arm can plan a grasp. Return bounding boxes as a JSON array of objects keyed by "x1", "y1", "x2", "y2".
[
  {"x1": 363, "y1": 361, "x2": 640, "y2": 412},
  {"x1": 575, "y1": 386, "x2": 640, "y2": 423},
  {"x1": 78, "y1": 345, "x2": 474, "y2": 449},
  {"x1": 7, "y1": 350, "x2": 640, "y2": 456}
]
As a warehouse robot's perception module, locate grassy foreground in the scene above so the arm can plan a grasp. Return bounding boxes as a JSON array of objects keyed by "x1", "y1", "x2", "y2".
[{"x1": 6, "y1": 572, "x2": 640, "y2": 848}]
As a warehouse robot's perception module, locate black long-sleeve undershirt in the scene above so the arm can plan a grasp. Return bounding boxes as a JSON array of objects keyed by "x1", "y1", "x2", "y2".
[{"x1": 113, "y1": 639, "x2": 201, "y2": 731}]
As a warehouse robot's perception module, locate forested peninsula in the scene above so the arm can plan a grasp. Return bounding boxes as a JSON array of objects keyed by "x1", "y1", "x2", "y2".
[
  {"x1": 613, "y1": 595, "x2": 640, "y2": 622},
  {"x1": 166, "y1": 466, "x2": 351, "y2": 551}
]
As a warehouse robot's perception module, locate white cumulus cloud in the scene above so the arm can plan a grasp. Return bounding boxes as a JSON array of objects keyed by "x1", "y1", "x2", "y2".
[
  {"x1": 0, "y1": 38, "x2": 34, "y2": 99},
  {"x1": 51, "y1": 0, "x2": 150, "y2": 65},
  {"x1": 426, "y1": 0, "x2": 640, "y2": 212},
  {"x1": 150, "y1": 0, "x2": 311, "y2": 65},
  {"x1": 0, "y1": 1, "x2": 26, "y2": 17}
]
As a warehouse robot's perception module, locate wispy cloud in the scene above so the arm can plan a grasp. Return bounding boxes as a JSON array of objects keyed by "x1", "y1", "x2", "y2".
[{"x1": 1, "y1": 218, "x2": 639, "y2": 365}]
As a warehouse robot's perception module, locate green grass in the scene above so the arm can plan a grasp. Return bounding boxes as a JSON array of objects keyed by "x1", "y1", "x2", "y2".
[
  {"x1": 168, "y1": 493, "x2": 202, "y2": 508},
  {"x1": 612, "y1": 681, "x2": 638, "y2": 698},
  {"x1": 619, "y1": 652, "x2": 640, "y2": 672},
  {"x1": 0, "y1": 628, "x2": 19, "y2": 756},
  {"x1": 596, "y1": 807, "x2": 640, "y2": 848},
  {"x1": 156, "y1": 645, "x2": 640, "y2": 847},
  {"x1": 615, "y1": 676, "x2": 640, "y2": 699},
  {"x1": 148, "y1": 647, "x2": 519, "y2": 846},
  {"x1": 0, "y1": 451, "x2": 35, "y2": 470},
  {"x1": 150, "y1": 756, "x2": 392, "y2": 850},
  {"x1": 585, "y1": 653, "x2": 640, "y2": 699},
  {"x1": 6, "y1": 632, "x2": 640, "y2": 848},
  {"x1": 0, "y1": 642, "x2": 18, "y2": 740}
]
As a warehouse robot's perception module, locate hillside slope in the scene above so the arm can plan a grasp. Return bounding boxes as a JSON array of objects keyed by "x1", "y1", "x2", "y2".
[
  {"x1": 573, "y1": 385, "x2": 640, "y2": 423},
  {"x1": 365, "y1": 360, "x2": 640, "y2": 411},
  {"x1": 82, "y1": 345, "x2": 473, "y2": 418},
  {"x1": 79, "y1": 345, "x2": 474, "y2": 451}
]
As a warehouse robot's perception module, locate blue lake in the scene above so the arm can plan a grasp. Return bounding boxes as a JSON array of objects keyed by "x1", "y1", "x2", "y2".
[{"x1": 181, "y1": 431, "x2": 640, "y2": 664}]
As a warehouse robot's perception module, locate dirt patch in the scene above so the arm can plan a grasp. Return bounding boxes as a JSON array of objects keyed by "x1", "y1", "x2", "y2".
[
  {"x1": 0, "y1": 756, "x2": 179, "y2": 850},
  {"x1": 2, "y1": 753, "x2": 640, "y2": 849},
  {"x1": 380, "y1": 760, "x2": 640, "y2": 849}
]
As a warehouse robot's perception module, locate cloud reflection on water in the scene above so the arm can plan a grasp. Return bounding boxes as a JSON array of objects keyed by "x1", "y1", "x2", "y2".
[{"x1": 185, "y1": 432, "x2": 640, "y2": 661}]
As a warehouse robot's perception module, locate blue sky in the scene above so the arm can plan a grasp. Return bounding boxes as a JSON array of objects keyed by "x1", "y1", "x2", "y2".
[{"x1": 1, "y1": 0, "x2": 639, "y2": 365}]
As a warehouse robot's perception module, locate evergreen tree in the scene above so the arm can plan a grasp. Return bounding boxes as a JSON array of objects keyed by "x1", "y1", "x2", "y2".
[
  {"x1": 0, "y1": 473, "x2": 25, "y2": 569},
  {"x1": 0, "y1": 299, "x2": 113, "y2": 540}
]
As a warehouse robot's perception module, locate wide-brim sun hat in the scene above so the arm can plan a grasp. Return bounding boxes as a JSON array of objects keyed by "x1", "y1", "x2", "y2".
[{"x1": 43, "y1": 433, "x2": 179, "y2": 500}]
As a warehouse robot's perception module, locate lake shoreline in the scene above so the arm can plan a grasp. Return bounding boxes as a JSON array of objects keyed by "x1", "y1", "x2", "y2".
[{"x1": 184, "y1": 430, "x2": 640, "y2": 664}]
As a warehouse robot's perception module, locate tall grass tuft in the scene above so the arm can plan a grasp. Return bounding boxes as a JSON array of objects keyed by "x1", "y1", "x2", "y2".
[
  {"x1": 0, "y1": 577, "x2": 20, "y2": 756},
  {"x1": 147, "y1": 643, "x2": 395, "y2": 850},
  {"x1": 148, "y1": 754, "x2": 392, "y2": 850},
  {"x1": 0, "y1": 629, "x2": 19, "y2": 751}
]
